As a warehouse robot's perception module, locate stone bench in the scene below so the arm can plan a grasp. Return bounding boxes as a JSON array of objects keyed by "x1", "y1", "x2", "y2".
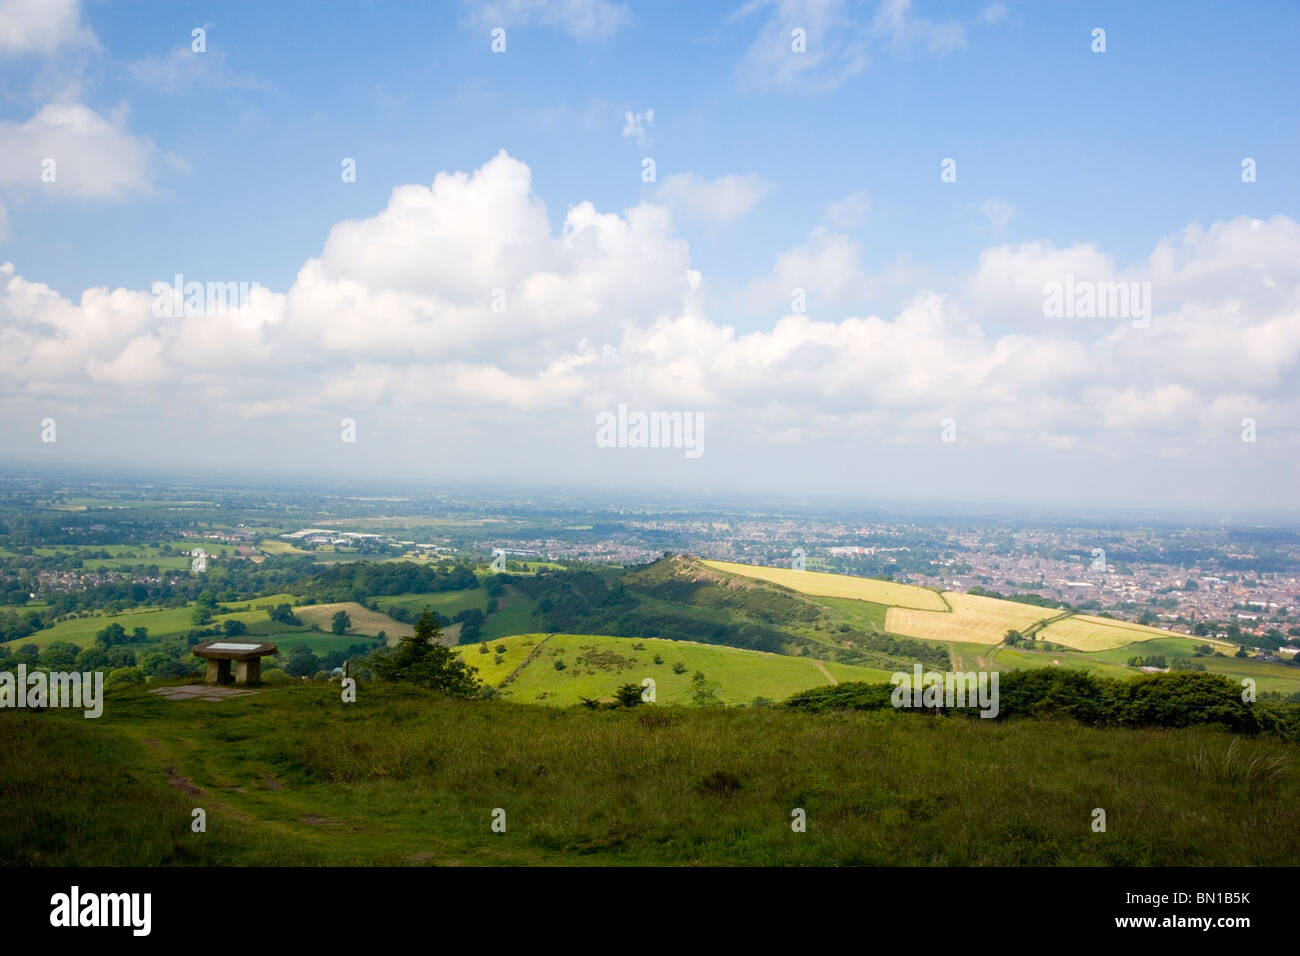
[{"x1": 193, "y1": 640, "x2": 279, "y2": 685}]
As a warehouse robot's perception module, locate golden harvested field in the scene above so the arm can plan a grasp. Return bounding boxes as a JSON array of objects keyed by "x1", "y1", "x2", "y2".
[
  {"x1": 885, "y1": 592, "x2": 1056, "y2": 645},
  {"x1": 1038, "y1": 614, "x2": 1184, "y2": 651},
  {"x1": 701, "y1": 560, "x2": 946, "y2": 611},
  {"x1": 292, "y1": 602, "x2": 414, "y2": 639}
]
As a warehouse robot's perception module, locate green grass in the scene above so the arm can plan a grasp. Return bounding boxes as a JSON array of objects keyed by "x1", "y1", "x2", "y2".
[
  {"x1": 8, "y1": 593, "x2": 301, "y2": 650},
  {"x1": 807, "y1": 595, "x2": 891, "y2": 632},
  {"x1": 374, "y1": 590, "x2": 488, "y2": 620},
  {"x1": 479, "y1": 595, "x2": 537, "y2": 641},
  {"x1": 957, "y1": 638, "x2": 1300, "y2": 694},
  {"x1": 454, "y1": 634, "x2": 541, "y2": 684},
  {"x1": 495, "y1": 633, "x2": 893, "y2": 706},
  {"x1": 2, "y1": 682, "x2": 1295, "y2": 866}
]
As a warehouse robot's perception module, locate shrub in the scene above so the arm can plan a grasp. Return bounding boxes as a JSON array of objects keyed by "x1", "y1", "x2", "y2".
[
  {"x1": 614, "y1": 683, "x2": 644, "y2": 707},
  {"x1": 105, "y1": 667, "x2": 145, "y2": 689}
]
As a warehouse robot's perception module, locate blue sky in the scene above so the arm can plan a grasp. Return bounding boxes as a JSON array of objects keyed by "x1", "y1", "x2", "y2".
[
  {"x1": 1, "y1": 1, "x2": 1298, "y2": 510},
  {"x1": 10, "y1": 0, "x2": 1296, "y2": 312}
]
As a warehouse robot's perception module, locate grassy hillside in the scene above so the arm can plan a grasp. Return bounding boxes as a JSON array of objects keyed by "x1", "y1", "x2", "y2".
[
  {"x1": 463, "y1": 633, "x2": 893, "y2": 706},
  {"x1": 3, "y1": 683, "x2": 1294, "y2": 866},
  {"x1": 294, "y1": 601, "x2": 414, "y2": 639}
]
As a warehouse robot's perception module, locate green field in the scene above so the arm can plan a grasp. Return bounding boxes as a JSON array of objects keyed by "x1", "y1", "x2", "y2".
[
  {"x1": 483, "y1": 633, "x2": 892, "y2": 706},
  {"x1": 9, "y1": 593, "x2": 301, "y2": 649},
  {"x1": 2, "y1": 682, "x2": 1294, "y2": 866},
  {"x1": 478, "y1": 596, "x2": 537, "y2": 641},
  {"x1": 374, "y1": 590, "x2": 488, "y2": 621},
  {"x1": 294, "y1": 602, "x2": 414, "y2": 640}
]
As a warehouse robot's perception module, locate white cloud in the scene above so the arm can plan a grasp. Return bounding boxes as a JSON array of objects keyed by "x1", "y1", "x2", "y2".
[
  {"x1": 732, "y1": 0, "x2": 1003, "y2": 91},
  {"x1": 0, "y1": 103, "x2": 158, "y2": 199},
  {"x1": 978, "y1": 197, "x2": 1014, "y2": 234},
  {"x1": 621, "y1": 108, "x2": 653, "y2": 145},
  {"x1": 1, "y1": 153, "x2": 1297, "y2": 506},
  {"x1": 0, "y1": 0, "x2": 94, "y2": 55},
  {"x1": 871, "y1": 0, "x2": 966, "y2": 55},
  {"x1": 472, "y1": 0, "x2": 632, "y2": 40},
  {"x1": 657, "y1": 172, "x2": 770, "y2": 224},
  {"x1": 127, "y1": 48, "x2": 267, "y2": 93},
  {"x1": 824, "y1": 190, "x2": 870, "y2": 229},
  {"x1": 731, "y1": 0, "x2": 872, "y2": 92}
]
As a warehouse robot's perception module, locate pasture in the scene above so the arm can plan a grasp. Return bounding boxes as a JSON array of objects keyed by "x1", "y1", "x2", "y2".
[
  {"x1": 492, "y1": 632, "x2": 892, "y2": 706},
  {"x1": 1038, "y1": 614, "x2": 1190, "y2": 651},
  {"x1": 294, "y1": 602, "x2": 414, "y2": 639}
]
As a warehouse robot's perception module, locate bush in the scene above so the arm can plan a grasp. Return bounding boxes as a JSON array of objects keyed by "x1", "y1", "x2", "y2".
[
  {"x1": 614, "y1": 683, "x2": 644, "y2": 707},
  {"x1": 672, "y1": 662, "x2": 686, "y2": 674},
  {"x1": 105, "y1": 666, "x2": 145, "y2": 689},
  {"x1": 554, "y1": 659, "x2": 567, "y2": 671},
  {"x1": 106, "y1": 646, "x2": 136, "y2": 669}
]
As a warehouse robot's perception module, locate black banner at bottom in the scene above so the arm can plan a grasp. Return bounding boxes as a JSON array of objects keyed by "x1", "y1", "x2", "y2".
[{"x1": 1, "y1": 865, "x2": 1285, "y2": 943}]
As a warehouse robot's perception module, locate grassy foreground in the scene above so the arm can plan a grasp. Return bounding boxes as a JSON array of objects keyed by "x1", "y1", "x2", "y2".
[{"x1": 2, "y1": 683, "x2": 1295, "y2": 866}]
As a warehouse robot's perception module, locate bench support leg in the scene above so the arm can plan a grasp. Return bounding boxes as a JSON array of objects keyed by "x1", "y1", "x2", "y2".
[{"x1": 235, "y1": 659, "x2": 261, "y2": 685}]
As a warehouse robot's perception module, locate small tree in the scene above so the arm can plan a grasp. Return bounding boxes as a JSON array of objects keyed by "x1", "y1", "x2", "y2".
[
  {"x1": 614, "y1": 683, "x2": 644, "y2": 707},
  {"x1": 331, "y1": 610, "x2": 351, "y2": 635},
  {"x1": 371, "y1": 609, "x2": 480, "y2": 696},
  {"x1": 222, "y1": 619, "x2": 247, "y2": 637},
  {"x1": 95, "y1": 622, "x2": 128, "y2": 648},
  {"x1": 286, "y1": 644, "x2": 321, "y2": 678}
]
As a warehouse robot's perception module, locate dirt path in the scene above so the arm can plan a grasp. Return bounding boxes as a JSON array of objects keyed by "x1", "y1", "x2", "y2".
[{"x1": 812, "y1": 660, "x2": 838, "y2": 685}]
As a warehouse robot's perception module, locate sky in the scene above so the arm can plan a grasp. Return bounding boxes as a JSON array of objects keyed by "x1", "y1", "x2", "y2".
[{"x1": 0, "y1": 0, "x2": 1297, "y2": 513}]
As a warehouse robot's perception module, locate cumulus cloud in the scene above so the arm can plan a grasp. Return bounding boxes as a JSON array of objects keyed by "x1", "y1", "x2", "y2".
[
  {"x1": 0, "y1": 103, "x2": 159, "y2": 199},
  {"x1": 656, "y1": 172, "x2": 770, "y2": 224},
  {"x1": 0, "y1": 0, "x2": 94, "y2": 56},
  {"x1": 0, "y1": 153, "x2": 1296, "y2": 504}
]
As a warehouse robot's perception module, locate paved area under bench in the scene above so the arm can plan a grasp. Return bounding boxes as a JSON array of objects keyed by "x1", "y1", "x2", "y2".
[{"x1": 149, "y1": 684, "x2": 259, "y2": 702}]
